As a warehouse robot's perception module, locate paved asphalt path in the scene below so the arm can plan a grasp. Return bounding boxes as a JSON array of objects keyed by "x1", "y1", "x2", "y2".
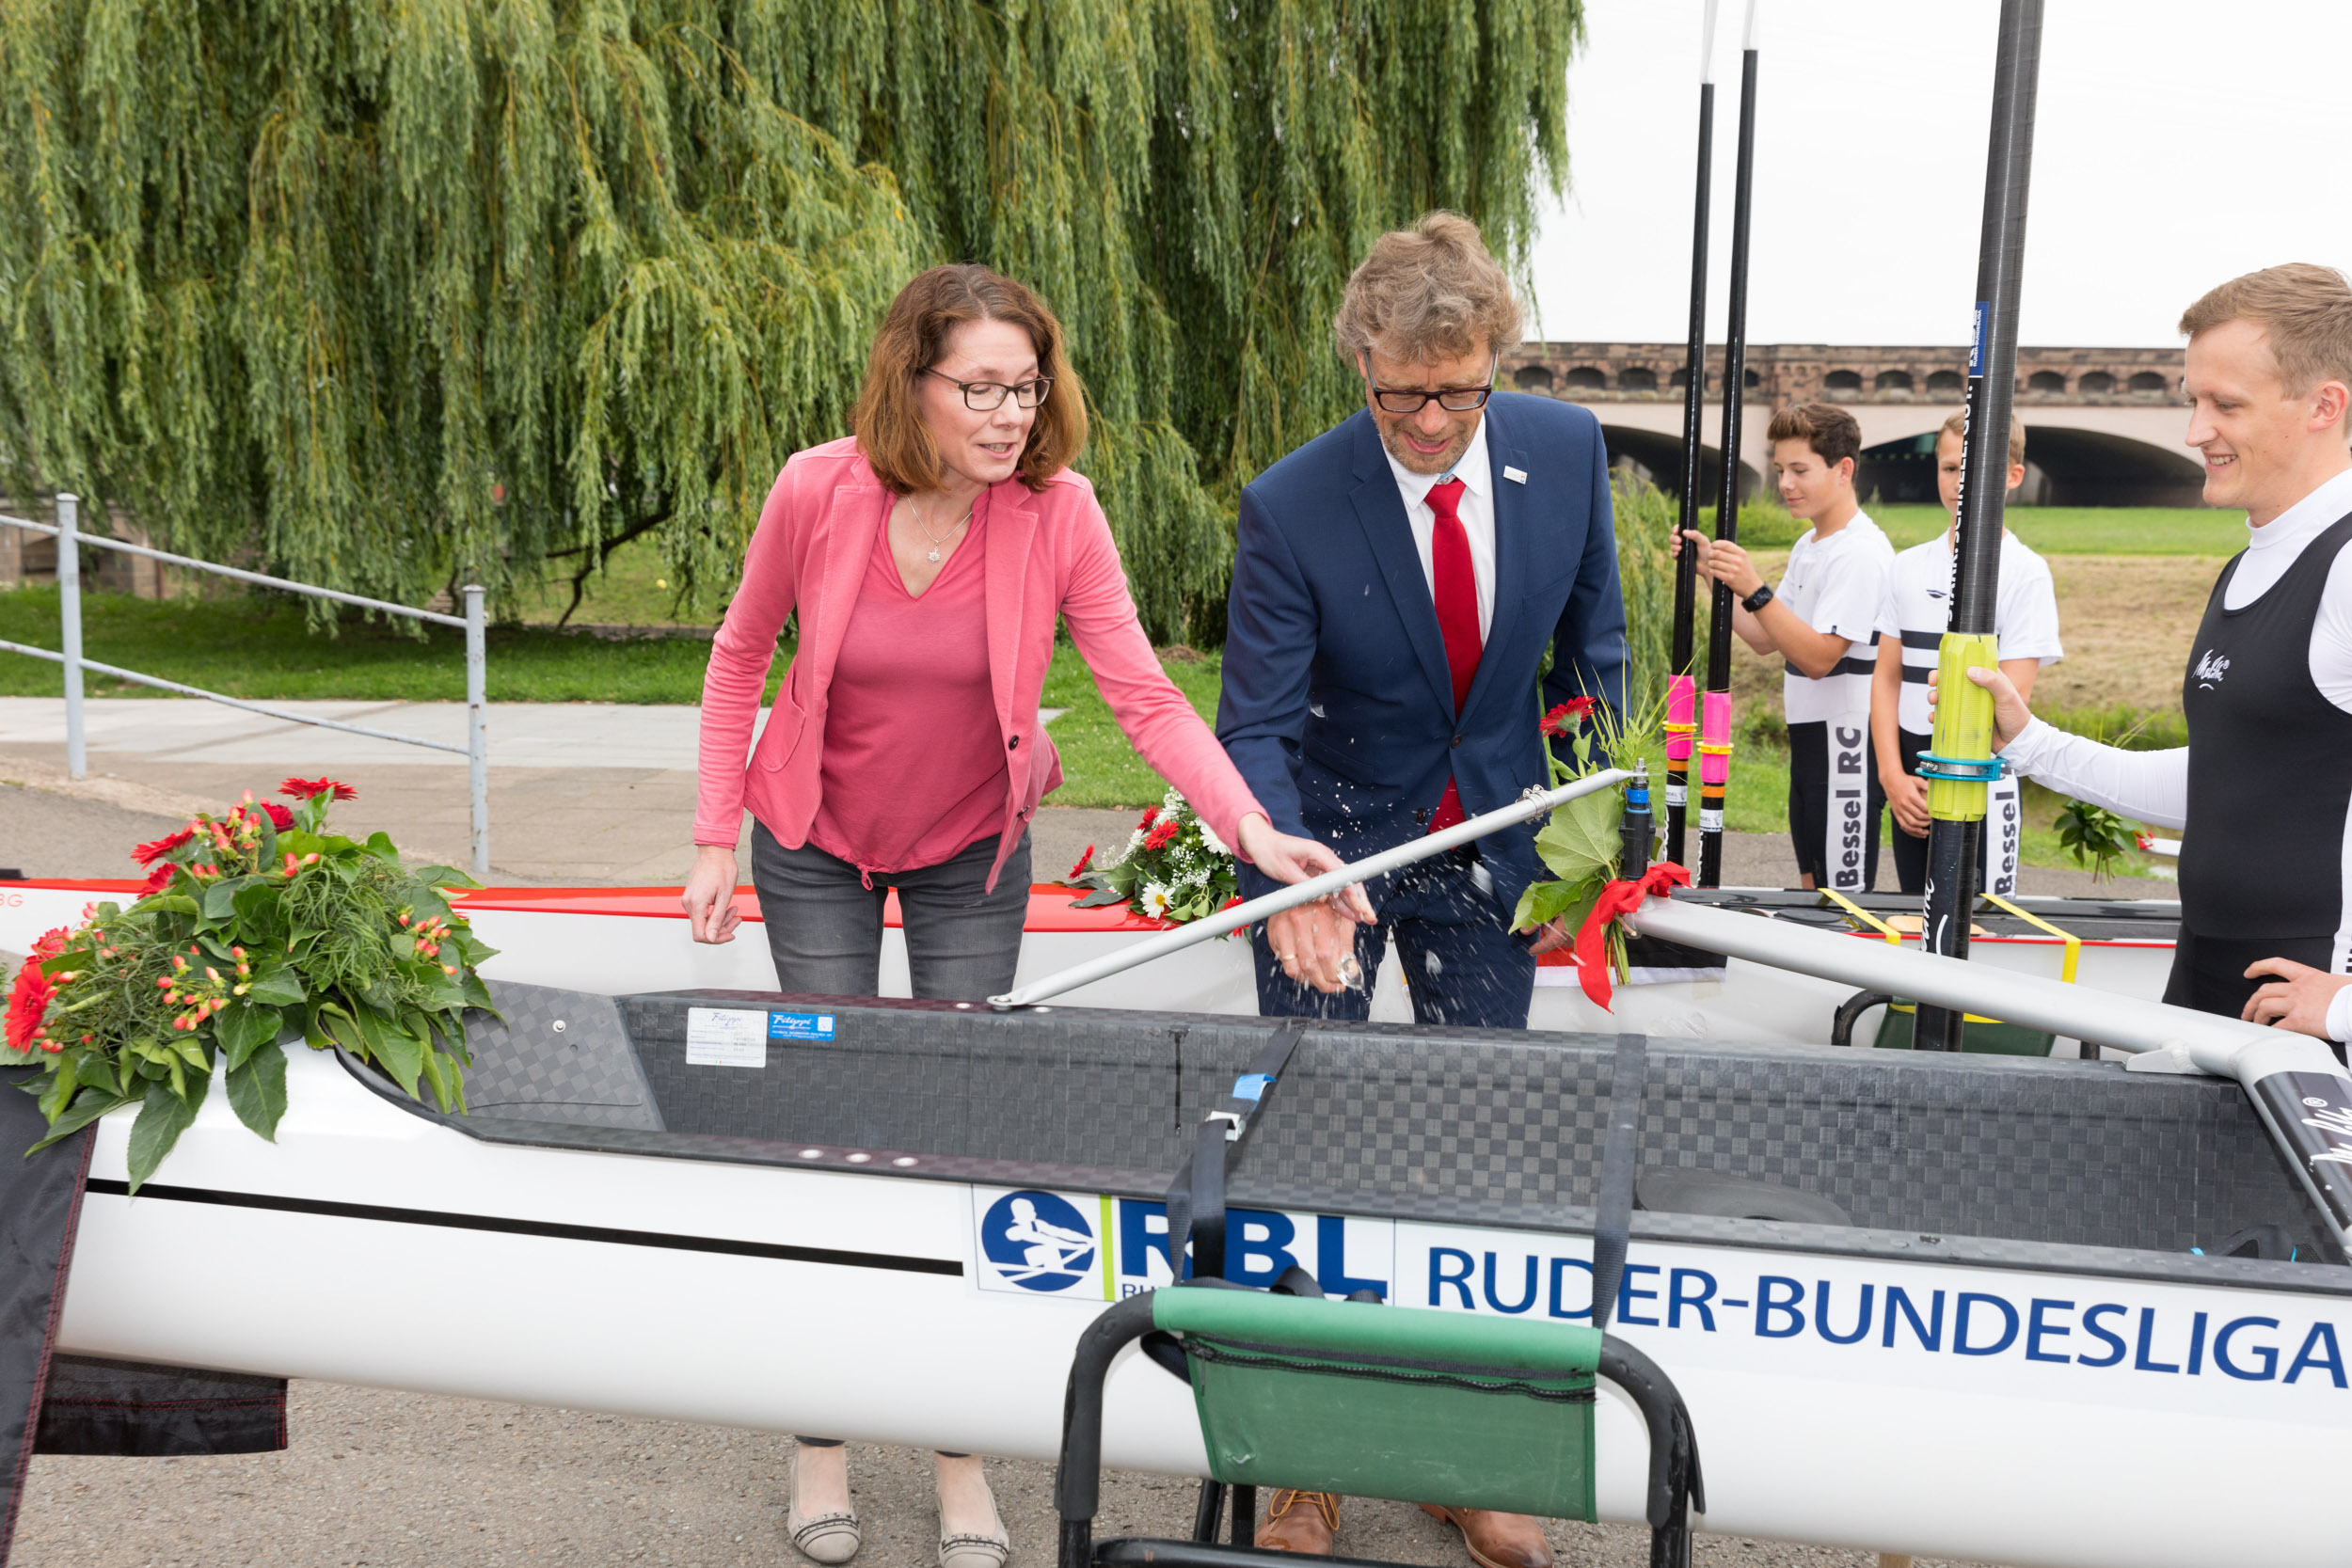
[
  {"x1": 13, "y1": 1382, "x2": 1991, "y2": 1568},
  {"x1": 4, "y1": 744, "x2": 2103, "y2": 1568}
]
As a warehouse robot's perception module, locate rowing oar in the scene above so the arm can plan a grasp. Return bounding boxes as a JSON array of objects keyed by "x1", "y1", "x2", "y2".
[
  {"x1": 1695, "y1": 0, "x2": 1759, "y2": 889},
  {"x1": 986, "y1": 770, "x2": 1633, "y2": 1011},
  {"x1": 1915, "y1": 0, "x2": 2042, "y2": 1051},
  {"x1": 1624, "y1": 890, "x2": 2352, "y2": 1261},
  {"x1": 1664, "y1": 0, "x2": 1722, "y2": 870}
]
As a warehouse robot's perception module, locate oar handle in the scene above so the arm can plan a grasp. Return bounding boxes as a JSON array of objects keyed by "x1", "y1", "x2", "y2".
[{"x1": 987, "y1": 769, "x2": 1631, "y2": 1010}]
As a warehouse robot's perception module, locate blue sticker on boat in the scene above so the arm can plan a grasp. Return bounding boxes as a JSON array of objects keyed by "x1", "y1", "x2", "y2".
[{"x1": 769, "y1": 1011, "x2": 837, "y2": 1040}]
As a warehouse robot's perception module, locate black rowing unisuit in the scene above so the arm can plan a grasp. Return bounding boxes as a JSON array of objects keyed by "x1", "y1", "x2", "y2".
[{"x1": 2179, "y1": 510, "x2": 2352, "y2": 939}]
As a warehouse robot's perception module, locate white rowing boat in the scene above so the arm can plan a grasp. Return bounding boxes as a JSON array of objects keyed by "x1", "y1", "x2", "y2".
[{"x1": 6, "y1": 871, "x2": 2345, "y2": 1568}]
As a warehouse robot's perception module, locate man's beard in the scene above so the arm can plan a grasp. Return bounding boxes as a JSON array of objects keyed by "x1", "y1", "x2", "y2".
[{"x1": 1378, "y1": 420, "x2": 1474, "y2": 476}]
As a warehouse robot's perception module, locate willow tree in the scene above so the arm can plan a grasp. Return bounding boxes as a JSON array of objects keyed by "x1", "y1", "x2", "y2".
[{"x1": 0, "y1": 0, "x2": 1577, "y2": 640}]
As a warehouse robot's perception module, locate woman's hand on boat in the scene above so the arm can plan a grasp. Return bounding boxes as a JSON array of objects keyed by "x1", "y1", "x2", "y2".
[
  {"x1": 683, "y1": 846, "x2": 744, "y2": 944},
  {"x1": 1234, "y1": 814, "x2": 1377, "y2": 924},
  {"x1": 1928, "y1": 664, "x2": 2033, "y2": 752},
  {"x1": 2241, "y1": 957, "x2": 2352, "y2": 1040}
]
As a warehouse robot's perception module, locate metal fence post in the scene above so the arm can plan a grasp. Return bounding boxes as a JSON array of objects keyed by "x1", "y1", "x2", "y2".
[
  {"x1": 56, "y1": 493, "x2": 85, "y2": 779},
  {"x1": 463, "y1": 584, "x2": 489, "y2": 876}
]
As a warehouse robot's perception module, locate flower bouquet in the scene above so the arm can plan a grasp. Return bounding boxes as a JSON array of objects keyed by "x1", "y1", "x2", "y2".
[
  {"x1": 4, "y1": 778, "x2": 498, "y2": 1190},
  {"x1": 1509, "y1": 693, "x2": 1668, "y2": 1000},
  {"x1": 1061, "y1": 789, "x2": 1240, "y2": 925}
]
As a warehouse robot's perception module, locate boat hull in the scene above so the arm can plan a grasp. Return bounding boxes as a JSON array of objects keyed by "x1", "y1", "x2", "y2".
[{"x1": 43, "y1": 994, "x2": 2352, "y2": 1568}]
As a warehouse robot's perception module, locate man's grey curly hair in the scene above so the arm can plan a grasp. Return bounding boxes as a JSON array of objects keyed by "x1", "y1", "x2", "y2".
[{"x1": 1334, "y1": 211, "x2": 1523, "y2": 367}]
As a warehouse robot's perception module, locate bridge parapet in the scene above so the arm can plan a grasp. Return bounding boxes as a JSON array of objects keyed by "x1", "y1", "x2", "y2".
[{"x1": 1504, "y1": 341, "x2": 2184, "y2": 406}]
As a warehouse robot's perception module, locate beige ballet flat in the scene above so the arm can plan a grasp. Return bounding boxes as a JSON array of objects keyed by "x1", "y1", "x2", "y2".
[
  {"x1": 938, "y1": 1488, "x2": 1009, "y2": 1568},
  {"x1": 788, "y1": 1502, "x2": 863, "y2": 1564}
]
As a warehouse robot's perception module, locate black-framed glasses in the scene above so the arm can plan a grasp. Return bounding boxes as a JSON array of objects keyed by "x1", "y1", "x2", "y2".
[
  {"x1": 1363, "y1": 355, "x2": 1499, "y2": 415},
  {"x1": 924, "y1": 369, "x2": 1054, "y2": 410}
]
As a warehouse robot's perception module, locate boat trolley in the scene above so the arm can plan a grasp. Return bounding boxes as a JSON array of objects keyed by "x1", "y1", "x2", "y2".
[{"x1": 1053, "y1": 1280, "x2": 1704, "y2": 1568}]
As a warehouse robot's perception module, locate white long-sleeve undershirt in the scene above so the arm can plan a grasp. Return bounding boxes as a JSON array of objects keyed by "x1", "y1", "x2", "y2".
[{"x1": 2000, "y1": 464, "x2": 2352, "y2": 832}]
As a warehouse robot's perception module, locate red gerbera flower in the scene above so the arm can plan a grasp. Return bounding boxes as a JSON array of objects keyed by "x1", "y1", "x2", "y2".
[
  {"x1": 6, "y1": 957, "x2": 53, "y2": 1052},
  {"x1": 131, "y1": 827, "x2": 197, "y2": 866},
  {"x1": 1143, "y1": 819, "x2": 1182, "y2": 851},
  {"x1": 280, "y1": 777, "x2": 357, "y2": 801},
  {"x1": 1540, "y1": 696, "x2": 1598, "y2": 738},
  {"x1": 262, "y1": 801, "x2": 295, "y2": 831},
  {"x1": 30, "y1": 927, "x2": 70, "y2": 961},
  {"x1": 1136, "y1": 806, "x2": 1159, "y2": 831},
  {"x1": 140, "y1": 863, "x2": 177, "y2": 895},
  {"x1": 1069, "y1": 845, "x2": 1095, "y2": 878}
]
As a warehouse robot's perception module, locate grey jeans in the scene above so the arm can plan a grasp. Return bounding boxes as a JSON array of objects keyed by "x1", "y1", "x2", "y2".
[{"x1": 748, "y1": 821, "x2": 1031, "y2": 1002}]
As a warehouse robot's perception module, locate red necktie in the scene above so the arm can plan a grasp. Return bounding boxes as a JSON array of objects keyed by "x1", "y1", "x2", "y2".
[{"x1": 1426, "y1": 476, "x2": 1481, "y2": 832}]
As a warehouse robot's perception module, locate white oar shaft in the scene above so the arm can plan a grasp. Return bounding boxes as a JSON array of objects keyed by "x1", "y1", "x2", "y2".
[{"x1": 988, "y1": 769, "x2": 1631, "y2": 1010}]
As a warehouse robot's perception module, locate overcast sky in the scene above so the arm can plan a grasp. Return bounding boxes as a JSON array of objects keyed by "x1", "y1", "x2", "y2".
[{"x1": 1526, "y1": 1, "x2": 2352, "y2": 349}]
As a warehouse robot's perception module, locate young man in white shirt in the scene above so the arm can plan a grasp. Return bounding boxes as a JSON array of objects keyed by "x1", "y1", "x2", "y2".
[
  {"x1": 1873, "y1": 412, "x2": 2062, "y2": 895},
  {"x1": 1961, "y1": 264, "x2": 2352, "y2": 1043},
  {"x1": 1680, "y1": 402, "x2": 1896, "y2": 892}
]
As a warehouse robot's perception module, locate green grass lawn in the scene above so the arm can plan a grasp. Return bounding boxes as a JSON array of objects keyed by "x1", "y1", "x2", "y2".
[
  {"x1": 1869, "y1": 504, "x2": 2236, "y2": 554},
  {"x1": 0, "y1": 585, "x2": 775, "y2": 705},
  {"x1": 0, "y1": 577, "x2": 2174, "y2": 879}
]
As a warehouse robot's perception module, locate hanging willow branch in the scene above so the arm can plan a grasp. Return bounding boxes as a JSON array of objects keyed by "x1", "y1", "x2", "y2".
[{"x1": 0, "y1": 0, "x2": 1578, "y2": 641}]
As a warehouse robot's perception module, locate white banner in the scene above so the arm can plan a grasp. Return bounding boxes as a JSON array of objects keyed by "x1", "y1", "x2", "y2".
[{"x1": 1820, "y1": 711, "x2": 1874, "y2": 893}]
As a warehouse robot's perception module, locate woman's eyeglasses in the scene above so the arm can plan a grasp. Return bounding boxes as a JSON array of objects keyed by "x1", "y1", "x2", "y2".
[{"x1": 924, "y1": 370, "x2": 1055, "y2": 410}]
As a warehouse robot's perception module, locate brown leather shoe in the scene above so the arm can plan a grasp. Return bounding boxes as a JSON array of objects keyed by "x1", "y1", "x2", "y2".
[
  {"x1": 1419, "y1": 1505, "x2": 1551, "y2": 1568},
  {"x1": 1255, "y1": 1490, "x2": 1340, "y2": 1555}
]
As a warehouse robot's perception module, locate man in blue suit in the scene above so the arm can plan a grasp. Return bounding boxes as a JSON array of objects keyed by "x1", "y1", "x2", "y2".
[
  {"x1": 1217, "y1": 214, "x2": 1626, "y2": 1562},
  {"x1": 1218, "y1": 211, "x2": 1628, "y2": 1036}
]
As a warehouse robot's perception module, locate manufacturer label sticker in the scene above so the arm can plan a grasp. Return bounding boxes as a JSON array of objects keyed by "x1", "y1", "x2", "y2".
[
  {"x1": 769, "y1": 1010, "x2": 838, "y2": 1041},
  {"x1": 685, "y1": 1006, "x2": 768, "y2": 1068}
]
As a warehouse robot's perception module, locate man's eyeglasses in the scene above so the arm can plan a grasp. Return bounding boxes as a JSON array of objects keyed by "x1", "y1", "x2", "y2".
[
  {"x1": 1364, "y1": 355, "x2": 1499, "y2": 415},
  {"x1": 924, "y1": 369, "x2": 1054, "y2": 411}
]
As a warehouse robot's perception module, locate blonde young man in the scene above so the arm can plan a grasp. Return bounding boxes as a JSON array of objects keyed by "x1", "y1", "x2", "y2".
[
  {"x1": 1963, "y1": 264, "x2": 2352, "y2": 1039},
  {"x1": 1679, "y1": 403, "x2": 1896, "y2": 892},
  {"x1": 1871, "y1": 413, "x2": 2061, "y2": 895}
]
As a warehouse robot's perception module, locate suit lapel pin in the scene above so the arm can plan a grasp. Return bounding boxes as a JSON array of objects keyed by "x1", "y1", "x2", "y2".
[{"x1": 1503, "y1": 465, "x2": 1528, "y2": 484}]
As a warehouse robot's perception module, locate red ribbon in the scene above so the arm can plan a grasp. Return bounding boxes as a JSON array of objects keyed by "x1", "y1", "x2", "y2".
[{"x1": 1572, "y1": 862, "x2": 1692, "y2": 1011}]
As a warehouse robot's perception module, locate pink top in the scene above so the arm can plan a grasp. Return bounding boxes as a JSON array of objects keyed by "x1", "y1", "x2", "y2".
[
  {"x1": 807, "y1": 496, "x2": 1008, "y2": 877},
  {"x1": 696, "y1": 438, "x2": 1265, "y2": 894}
]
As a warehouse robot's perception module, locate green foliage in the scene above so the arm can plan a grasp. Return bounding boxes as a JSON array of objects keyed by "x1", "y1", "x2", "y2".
[
  {"x1": 6, "y1": 784, "x2": 497, "y2": 1190},
  {"x1": 0, "y1": 0, "x2": 1581, "y2": 643},
  {"x1": 2055, "y1": 797, "x2": 2142, "y2": 884}
]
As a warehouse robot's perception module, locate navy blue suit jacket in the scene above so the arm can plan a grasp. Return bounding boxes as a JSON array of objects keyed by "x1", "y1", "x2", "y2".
[{"x1": 1216, "y1": 393, "x2": 1628, "y2": 918}]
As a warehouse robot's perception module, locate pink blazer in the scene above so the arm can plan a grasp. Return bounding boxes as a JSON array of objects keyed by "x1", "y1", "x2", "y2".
[{"x1": 696, "y1": 438, "x2": 1265, "y2": 890}]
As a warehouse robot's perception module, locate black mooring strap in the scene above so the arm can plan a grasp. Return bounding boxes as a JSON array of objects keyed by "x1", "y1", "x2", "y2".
[
  {"x1": 1590, "y1": 1033, "x2": 1645, "y2": 1332},
  {"x1": 1168, "y1": 1019, "x2": 1311, "y2": 1281}
]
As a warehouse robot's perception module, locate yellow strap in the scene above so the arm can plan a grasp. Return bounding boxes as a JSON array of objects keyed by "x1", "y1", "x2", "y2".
[
  {"x1": 1663, "y1": 721, "x2": 1696, "y2": 734},
  {"x1": 1695, "y1": 741, "x2": 1732, "y2": 754},
  {"x1": 1818, "y1": 887, "x2": 1900, "y2": 947},
  {"x1": 1981, "y1": 892, "x2": 2081, "y2": 985}
]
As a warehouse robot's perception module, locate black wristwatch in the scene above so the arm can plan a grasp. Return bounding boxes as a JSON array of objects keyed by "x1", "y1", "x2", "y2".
[{"x1": 1741, "y1": 583, "x2": 1775, "y2": 614}]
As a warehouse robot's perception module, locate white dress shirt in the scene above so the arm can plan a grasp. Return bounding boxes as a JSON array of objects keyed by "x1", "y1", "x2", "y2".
[{"x1": 1383, "y1": 415, "x2": 1497, "y2": 641}]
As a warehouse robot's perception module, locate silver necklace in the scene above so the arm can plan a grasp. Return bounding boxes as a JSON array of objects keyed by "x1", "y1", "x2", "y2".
[{"x1": 912, "y1": 496, "x2": 974, "y2": 562}]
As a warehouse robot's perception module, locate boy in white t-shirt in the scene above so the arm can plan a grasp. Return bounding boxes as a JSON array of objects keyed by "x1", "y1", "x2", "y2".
[
  {"x1": 1871, "y1": 411, "x2": 2063, "y2": 895},
  {"x1": 1679, "y1": 402, "x2": 1896, "y2": 892}
]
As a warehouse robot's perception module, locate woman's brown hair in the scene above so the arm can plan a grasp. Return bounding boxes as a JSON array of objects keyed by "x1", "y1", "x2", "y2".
[{"x1": 851, "y1": 263, "x2": 1088, "y2": 494}]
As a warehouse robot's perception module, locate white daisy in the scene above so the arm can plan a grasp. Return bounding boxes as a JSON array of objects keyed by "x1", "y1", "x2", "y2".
[
  {"x1": 1195, "y1": 817, "x2": 1229, "y2": 858},
  {"x1": 1140, "y1": 882, "x2": 1173, "y2": 919}
]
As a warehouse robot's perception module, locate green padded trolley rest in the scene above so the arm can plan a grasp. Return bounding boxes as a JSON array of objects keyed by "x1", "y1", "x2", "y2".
[{"x1": 1153, "y1": 1289, "x2": 1599, "y2": 1519}]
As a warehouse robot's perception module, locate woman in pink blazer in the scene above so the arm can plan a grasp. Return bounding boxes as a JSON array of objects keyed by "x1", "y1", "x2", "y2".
[{"x1": 683, "y1": 264, "x2": 1350, "y2": 1568}]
